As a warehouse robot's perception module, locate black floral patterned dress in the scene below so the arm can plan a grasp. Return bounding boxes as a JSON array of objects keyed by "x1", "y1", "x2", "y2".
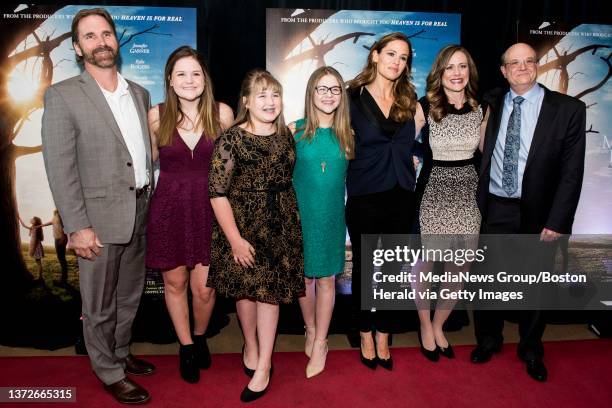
[{"x1": 207, "y1": 125, "x2": 305, "y2": 304}]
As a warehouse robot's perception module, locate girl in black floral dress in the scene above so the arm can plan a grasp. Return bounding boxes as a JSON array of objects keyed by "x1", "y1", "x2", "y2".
[{"x1": 208, "y1": 69, "x2": 304, "y2": 403}]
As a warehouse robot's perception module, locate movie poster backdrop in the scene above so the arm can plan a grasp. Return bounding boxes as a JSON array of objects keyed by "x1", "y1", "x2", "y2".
[
  {"x1": 266, "y1": 8, "x2": 461, "y2": 293},
  {"x1": 2, "y1": 4, "x2": 195, "y2": 347}
]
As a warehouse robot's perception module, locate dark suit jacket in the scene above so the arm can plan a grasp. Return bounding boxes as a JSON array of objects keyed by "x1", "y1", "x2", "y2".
[{"x1": 477, "y1": 84, "x2": 586, "y2": 234}]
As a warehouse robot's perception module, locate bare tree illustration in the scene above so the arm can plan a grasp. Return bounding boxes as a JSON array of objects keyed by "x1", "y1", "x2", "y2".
[
  {"x1": 0, "y1": 6, "x2": 169, "y2": 290},
  {"x1": 283, "y1": 32, "x2": 375, "y2": 70},
  {"x1": 535, "y1": 36, "x2": 611, "y2": 137},
  {"x1": 537, "y1": 44, "x2": 610, "y2": 94},
  {"x1": 1, "y1": 5, "x2": 62, "y2": 289}
]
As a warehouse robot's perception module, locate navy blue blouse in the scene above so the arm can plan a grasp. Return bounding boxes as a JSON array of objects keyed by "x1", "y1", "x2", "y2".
[{"x1": 346, "y1": 87, "x2": 418, "y2": 197}]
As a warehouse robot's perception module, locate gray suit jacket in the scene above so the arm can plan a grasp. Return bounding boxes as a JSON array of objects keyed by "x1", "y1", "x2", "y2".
[{"x1": 42, "y1": 70, "x2": 152, "y2": 244}]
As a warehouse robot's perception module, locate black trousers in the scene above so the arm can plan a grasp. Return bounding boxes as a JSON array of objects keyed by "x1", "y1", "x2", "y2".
[
  {"x1": 473, "y1": 194, "x2": 546, "y2": 361},
  {"x1": 345, "y1": 185, "x2": 416, "y2": 333}
]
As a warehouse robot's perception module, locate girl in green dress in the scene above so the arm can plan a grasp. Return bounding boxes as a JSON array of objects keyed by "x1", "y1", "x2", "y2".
[{"x1": 290, "y1": 66, "x2": 353, "y2": 378}]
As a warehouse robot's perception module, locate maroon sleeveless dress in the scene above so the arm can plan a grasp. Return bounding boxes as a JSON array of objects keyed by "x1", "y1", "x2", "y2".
[{"x1": 146, "y1": 122, "x2": 215, "y2": 270}]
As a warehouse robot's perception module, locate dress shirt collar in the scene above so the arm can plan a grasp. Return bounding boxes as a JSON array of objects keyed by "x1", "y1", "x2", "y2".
[
  {"x1": 508, "y1": 83, "x2": 543, "y2": 106},
  {"x1": 97, "y1": 72, "x2": 129, "y2": 97}
]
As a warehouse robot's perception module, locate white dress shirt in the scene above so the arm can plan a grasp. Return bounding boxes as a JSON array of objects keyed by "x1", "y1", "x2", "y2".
[{"x1": 98, "y1": 73, "x2": 149, "y2": 189}]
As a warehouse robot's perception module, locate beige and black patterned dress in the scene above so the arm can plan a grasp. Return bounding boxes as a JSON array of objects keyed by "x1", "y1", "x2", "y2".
[
  {"x1": 207, "y1": 125, "x2": 305, "y2": 304},
  {"x1": 418, "y1": 99, "x2": 483, "y2": 249}
]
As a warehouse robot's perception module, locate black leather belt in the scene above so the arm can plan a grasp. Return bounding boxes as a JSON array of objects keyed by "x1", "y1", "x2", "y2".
[
  {"x1": 488, "y1": 193, "x2": 520, "y2": 204},
  {"x1": 136, "y1": 185, "x2": 149, "y2": 198},
  {"x1": 432, "y1": 157, "x2": 476, "y2": 167}
]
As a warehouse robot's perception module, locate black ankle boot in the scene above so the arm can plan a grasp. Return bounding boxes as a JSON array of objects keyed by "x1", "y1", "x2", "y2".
[
  {"x1": 179, "y1": 344, "x2": 200, "y2": 383},
  {"x1": 193, "y1": 334, "x2": 212, "y2": 369}
]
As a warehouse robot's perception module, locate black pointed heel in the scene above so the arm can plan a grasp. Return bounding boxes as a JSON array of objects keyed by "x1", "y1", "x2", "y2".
[
  {"x1": 240, "y1": 366, "x2": 273, "y2": 403},
  {"x1": 241, "y1": 345, "x2": 255, "y2": 378},
  {"x1": 436, "y1": 342, "x2": 455, "y2": 359},
  {"x1": 418, "y1": 331, "x2": 439, "y2": 362},
  {"x1": 360, "y1": 350, "x2": 377, "y2": 370},
  {"x1": 376, "y1": 354, "x2": 393, "y2": 370},
  {"x1": 375, "y1": 331, "x2": 393, "y2": 370}
]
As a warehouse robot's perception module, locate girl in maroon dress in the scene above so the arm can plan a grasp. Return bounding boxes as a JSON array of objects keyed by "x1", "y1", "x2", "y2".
[{"x1": 146, "y1": 46, "x2": 233, "y2": 383}]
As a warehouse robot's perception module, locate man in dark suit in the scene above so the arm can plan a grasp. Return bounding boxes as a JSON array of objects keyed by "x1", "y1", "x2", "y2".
[
  {"x1": 42, "y1": 8, "x2": 155, "y2": 404},
  {"x1": 471, "y1": 43, "x2": 586, "y2": 381}
]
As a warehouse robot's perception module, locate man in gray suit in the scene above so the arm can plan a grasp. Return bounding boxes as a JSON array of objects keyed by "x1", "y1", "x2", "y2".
[{"x1": 42, "y1": 8, "x2": 154, "y2": 404}]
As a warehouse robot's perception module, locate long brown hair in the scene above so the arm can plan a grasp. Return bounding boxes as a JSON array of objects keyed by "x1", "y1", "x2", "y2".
[
  {"x1": 299, "y1": 66, "x2": 354, "y2": 159},
  {"x1": 158, "y1": 46, "x2": 220, "y2": 147},
  {"x1": 234, "y1": 69, "x2": 288, "y2": 136},
  {"x1": 348, "y1": 32, "x2": 417, "y2": 122},
  {"x1": 426, "y1": 45, "x2": 479, "y2": 122},
  {"x1": 31, "y1": 217, "x2": 43, "y2": 242}
]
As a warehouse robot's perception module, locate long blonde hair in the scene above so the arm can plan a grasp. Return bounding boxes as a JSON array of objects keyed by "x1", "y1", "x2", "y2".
[
  {"x1": 348, "y1": 32, "x2": 417, "y2": 122},
  {"x1": 299, "y1": 66, "x2": 354, "y2": 159},
  {"x1": 158, "y1": 46, "x2": 220, "y2": 147},
  {"x1": 234, "y1": 69, "x2": 288, "y2": 136},
  {"x1": 426, "y1": 45, "x2": 479, "y2": 122}
]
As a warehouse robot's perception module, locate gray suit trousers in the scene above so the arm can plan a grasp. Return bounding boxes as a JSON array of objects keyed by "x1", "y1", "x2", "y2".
[{"x1": 79, "y1": 191, "x2": 149, "y2": 385}]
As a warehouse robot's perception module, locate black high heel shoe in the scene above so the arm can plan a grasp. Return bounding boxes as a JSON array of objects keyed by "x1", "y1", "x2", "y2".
[
  {"x1": 242, "y1": 345, "x2": 255, "y2": 378},
  {"x1": 375, "y1": 333, "x2": 393, "y2": 371},
  {"x1": 193, "y1": 334, "x2": 211, "y2": 369},
  {"x1": 359, "y1": 332, "x2": 377, "y2": 370},
  {"x1": 240, "y1": 366, "x2": 273, "y2": 403},
  {"x1": 418, "y1": 331, "x2": 439, "y2": 362},
  {"x1": 376, "y1": 353, "x2": 393, "y2": 371},
  {"x1": 360, "y1": 349, "x2": 378, "y2": 370},
  {"x1": 436, "y1": 342, "x2": 455, "y2": 359}
]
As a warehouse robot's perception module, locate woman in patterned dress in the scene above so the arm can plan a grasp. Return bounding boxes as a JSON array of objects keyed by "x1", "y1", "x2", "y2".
[
  {"x1": 208, "y1": 69, "x2": 304, "y2": 402},
  {"x1": 290, "y1": 66, "x2": 353, "y2": 378},
  {"x1": 146, "y1": 46, "x2": 234, "y2": 383},
  {"x1": 413, "y1": 45, "x2": 489, "y2": 361}
]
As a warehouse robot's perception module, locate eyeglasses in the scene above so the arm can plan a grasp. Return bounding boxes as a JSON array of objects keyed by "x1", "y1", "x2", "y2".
[
  {"x1": 315, "y1": 86, "x2": 342, "y2": 95},
  {"x1": 504, "y1": 58, "x2": 537, "y2": 69}
]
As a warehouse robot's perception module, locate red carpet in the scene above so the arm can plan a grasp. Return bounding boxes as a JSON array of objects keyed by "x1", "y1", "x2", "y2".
[{"x1": 1, "y1": 339, "x2": 611, "y2": 407}]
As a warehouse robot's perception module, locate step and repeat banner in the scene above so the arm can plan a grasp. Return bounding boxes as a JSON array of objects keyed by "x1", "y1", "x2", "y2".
[
  {"x1": 3, "y1": 7, "x2": 610, "y2": 348},
  {"x1": 2, "y1": 4, "x2": 195, "y2": 347},
  {"x1": 517, "y1": 23, "x2": 612, "y2": 313},
  {"x1": 266, "y1": 8, "x2": 461, "y2": 293},
  {"x1": 266, "y1": 8, "x2": 461, "y2": 123},
  {"x1": 518, "y1": 22, "x2": 612, "y2": 235}
]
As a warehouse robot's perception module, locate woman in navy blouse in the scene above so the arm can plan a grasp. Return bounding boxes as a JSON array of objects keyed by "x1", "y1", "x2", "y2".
[{"x1": 346, "y1": 32, "x2": 425, "y2": 370}]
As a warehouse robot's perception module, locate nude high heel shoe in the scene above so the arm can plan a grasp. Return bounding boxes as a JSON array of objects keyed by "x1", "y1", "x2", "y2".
[{"x1": 306, "y1": 339, "x2": 328, "y2": 378}]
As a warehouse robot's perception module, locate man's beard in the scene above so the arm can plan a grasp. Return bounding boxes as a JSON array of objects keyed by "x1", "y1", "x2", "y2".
[{"x1": 83, "y1": 46, "x2": 118, "y2": 68}]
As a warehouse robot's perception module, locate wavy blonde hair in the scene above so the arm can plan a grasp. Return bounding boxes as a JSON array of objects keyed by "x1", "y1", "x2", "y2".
[
  {"x1": 348, "y1": 32, "x2": 417, "y2": 122},
  {"x1": 298, "y1": 66, "x2": 354, "y2": 159},
  {"x1": 234, "y1": 69, "x2": 288, "y2": 136},
  {"x1": 426, "y1": 45, "x2": 479, "y2": 122},
  {"x1": 158, "y1": 46, "x2": 221, "y2": 147}
]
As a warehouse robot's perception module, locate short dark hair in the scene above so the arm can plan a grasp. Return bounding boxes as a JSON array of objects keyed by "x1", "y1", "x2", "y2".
[{"x1": 71, "y1": 8, "x2": 117, "y2": 63}]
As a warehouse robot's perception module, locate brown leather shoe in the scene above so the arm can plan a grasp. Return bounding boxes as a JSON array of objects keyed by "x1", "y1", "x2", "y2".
[
  {"x1": 124, "y1": 354, "x2": 156, "y2": 376},
  {"x1": 103, "y1": 378, "x2": 150, "y2": 404}
]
